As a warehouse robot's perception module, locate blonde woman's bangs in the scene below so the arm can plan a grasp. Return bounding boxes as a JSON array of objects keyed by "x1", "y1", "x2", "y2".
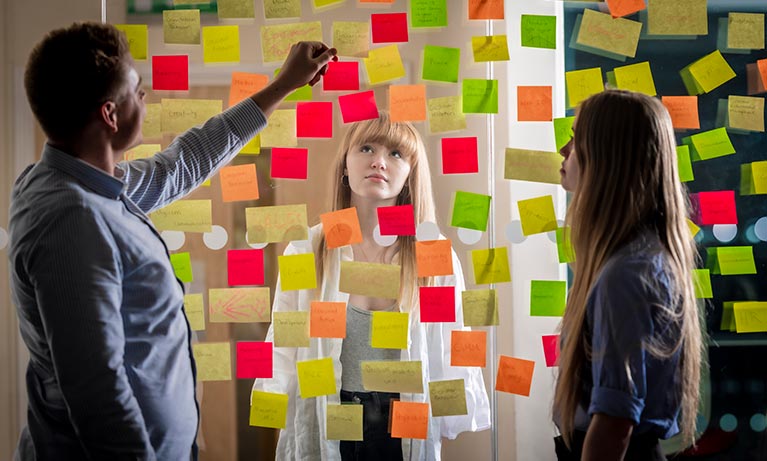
[{"x1": 345, "y1": 115, "x2": 421, "y2": 162}]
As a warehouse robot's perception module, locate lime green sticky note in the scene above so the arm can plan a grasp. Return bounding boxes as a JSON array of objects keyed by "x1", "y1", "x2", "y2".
[
  {"x1": 613, "y1": 61, "x2": 656, "y2": 96},
  {"x1": 518, "y1": 195, "x2": 558, "y2": 236},
  {"x1": 249, "y1": 391, "x2": 289, "y2": 428},
  {"x1": 239, "y1": 135, "x2": 261, "y2": 155},
  {"x1": 422, "y1": 45, "x2": 460, "y2": 83},
  {"x1": 721, "y1": 301, "x2": 737, "y2": 331},
  {"x1": 692, "y1": 269, "x2": 713, "y2": 299},
  {"x1": 565, "y1": 67, "x2": 603, "y2": 108},
  {"x1": 275, "y1": 68, "x2": 311, "y2": 101},
  {"x1": 530, "y1": 280, "x2": 567, "y2": 316},
  {"x1": 115, "y1": 24, "x2": 148, "y2": 61},
  {"x1": 364, "y1": 44, "x2": 406, "y2": 85},
  {"x1": 203, "y1": 25, "x2": 240, "y2": 64},
  {"x1": 683, "y1": 127, "x2": 735, "y2": 161},
  {"x1": 685, "y1": 50, "x2": 736, "y2": 94},
  {"x1": 371, "y1": 311, "x2": 409, "y2": 349},
  {"x1": 471, "y1": 35, "x2": 510, "y2": 62},
  {"x1": 752, "y1": 161, "x2": 767, "y2": 194},
  {"x1": 521, "y1": 14, "x2": 556, "y2": 49},
  {"x1": 712, "y1": 246, "x2": 757, "y2": 275},
  {"x1": 451, "y1": 191, "x2": 491, "y2": 232},
  {"x1": 461, "y1": 289, "x2": 499, "y2": 326},
  {"x1": 677, "y1": 145, "x2": 694, "y2": 183},
  {"x1": 471, "y1": 247, "x2": 511, "y2": 285},
  {"x1": 553, "y1": 116, "x2": 575, "y2": 151},
  {"x1": 410, "y1": 0, "x2": 447, "y2": 28},
  {"x1": 741, "y1": 163, "x2": 756, "y2": 196},
  {"x1": 733, "y1": 302, "x2": 767, "y2": 333},
  {"x1": 170, "y1": 252, "x2": 193, "y2": 283},
  {"x1": 184, "y1": 293, "x2": 205, "y2": 331},
  {"x1": 556, "y1": 227, "x2": 575, "y2": 264},
  {"x1": 462, "y1": 79, "x2": 498, "y2": 114},
  {"x1": 278, "y1": 253, "x2": 317, "y2": 291},
  {"x1": 314, "y1": 0, "x2": 342, "y2": 7},
  {"x1": 296, "y1": 358, "x2": 336, "y2": 398}
]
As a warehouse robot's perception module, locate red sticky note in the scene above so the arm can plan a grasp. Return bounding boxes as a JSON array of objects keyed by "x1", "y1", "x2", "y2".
[
  {"x1": 419, "y1": 286, "x2": 456, "y2": 322},
  {"x1": 606, "y1": 0, "x2": 646, "y2": 18},
  {"x1": 391, "y1": 401, "x2": 429, "y2": 439},
  {"x1": 451, "y1": 330, "x2": 487, "y2": 367},
  {"x1": 692, "y1": 190, "x2": 737, "y2": 225},
  {"x1": 296, "y1": 102, "x2": 333, "y2": 138},
  {"x1": 542, "y1": 334, "x2": 560, "y2": 367},
  {"x1": 441, "y1": 137, "x2": 479, "y2": 174},
  {"x1": 517, "y1": 86, "x2": 553, "y2": 122},
  {"x1": 495, "y1": 355, "x2": 535, "y2": 396},
  {"x1": 371, "y1": 13, "x2": 409, "y2": 44},
  {"x1": 227, "y1": 249, "x2": 265, "y2": 286},
  {"x1": 339, "y1": 91, "x2": 379, "y2": 123},
  {"x1": 271, "y1": 147, "x2": 308, "y2": 180},
  {"x1": 152, "y1": 55, "x2": 189, "y2": 91},
  {"x1": 323, "y1": 61, "x2": 360, "y2": 91},
  {"x1": 377, "y1": 204, "x2": 415, "y2": 236},
  {"x1": 236, "y1": 341, "x2": 273, "y2": 379}
]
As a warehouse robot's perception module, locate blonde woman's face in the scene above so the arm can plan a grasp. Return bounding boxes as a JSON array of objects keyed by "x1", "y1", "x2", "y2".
[{"x1": 345, "y1": 141, "x2": 412, "y2": 206}]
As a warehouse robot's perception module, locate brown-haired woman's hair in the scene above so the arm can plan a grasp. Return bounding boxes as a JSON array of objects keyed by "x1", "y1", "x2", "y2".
[{"x1": 553, "y1": 90, "x2": 703, "y2": 448}]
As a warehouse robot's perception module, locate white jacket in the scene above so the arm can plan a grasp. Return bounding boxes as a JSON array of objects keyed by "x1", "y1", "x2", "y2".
[{"x1": 253, "y1": 224, "x2": 491, "y2": 460}]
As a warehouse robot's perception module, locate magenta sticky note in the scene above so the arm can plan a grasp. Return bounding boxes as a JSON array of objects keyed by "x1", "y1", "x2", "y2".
[
  {"x1": 227, "y1": 249, "x2": 265, "y2": 286},
  {"x1": 419, "y1": 286, "x2": 456, "y2": 322},
  {"x1": 152, "y1": 55, "x2": 189, "y2": 91},
  {"x1": 441, "y1": 137, "x2": 479, "y2": 174},
  {"x1": 323, "y1": 61, "x2": 360, "y2": 91},
  {"x1": 296, "y1": 102, "x2": 333, "y2": 138},
  {"x1": 271, "y1": 147, "x2": 308, "y2": 180},
  {"x1": 236, "y1": 341, "x2": 273, "y2": 379},
  {"x1": 371, "y1": 13, "x2": 409, "y2": 43},
  {"x1": 692, "y1": 190, "x2": 737, "y2": 225},
  {"x1": 377, "y1": 204, "x2": 416, "y2": 236},
  {"x1": 542, "y1": 335, "x2": 559, "y2": 367},
  {"x1": 338, "y1": 90, "x2": 379, "y2": 123}
]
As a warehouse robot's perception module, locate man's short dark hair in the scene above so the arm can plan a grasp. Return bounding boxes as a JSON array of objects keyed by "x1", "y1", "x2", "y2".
[{"x1": 24, "y1": 22, "x2": 131, "y2": 143}]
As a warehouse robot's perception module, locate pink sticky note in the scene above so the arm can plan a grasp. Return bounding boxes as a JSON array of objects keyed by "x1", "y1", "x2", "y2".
[
  {"x1": 693, "y1": 190, "x2": 737, "y2": 225},
  {"x1": 371, "y1": 13, "x2": 409, "y2": 43},
  {"x1": 227, "y1": 249, "x2": 265, "y2": 286},
  {"x1": 339, "y1": 91, "x2": 379, "y2": 123},
  {"x1": 152, "y1": 55, "x2": 189, "y2": 91},
  {"x1": 271, "y1": 147, "x2": 308, "y2": 180},
  {"x1": 236, "y1": 341, "x2": 273, "y2": 379},
  {"x1": 296, "y1": 102, "x2": 333, "y2": 138},
  {"x1": 542, "y1": 335, "x2": 559, "y2": 367},
  {"x1": 419, "y1": 286, "x2": 456, "y2": 322},
  {"x1": 441, "y1": 137, "x2": 479, "y2": 174},
  {"x1": 377, "y1": 204, "x2": 416, "y2": 236},
  {"x1": 323, "y1": 61, "x2": 360, "y2": 91}
]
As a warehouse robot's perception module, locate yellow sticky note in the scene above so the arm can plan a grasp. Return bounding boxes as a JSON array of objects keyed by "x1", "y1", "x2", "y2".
[
  {"x1": 427, "y1": 96, "x2": 467, "y2": 134},
  {"x1": 471, "y1": 247, "x2": 511, "y2": 284},
  {"x1": 261, "y1": 22, "x2": 323, "y2": 63},
  {"x1": 209, "y1": 287, "x2": 271, "y2": 323},
  {"x1": 733, "y1": 302, "x2": 767, "y2": 333},
  {"x1": 278, "y1": 253, "x2": 317, "y2": 291},
  {"x1": 162, "y1": 10, "x2": 200, "y2": 45},
  {"x1": 138, "y1": 105, "x2": 160, "y2": 140},
  {"x1": 161, "y1": 99, "x2": 222, "y2": 134},
  {"x1": 339, "y1": 261, "x2": 401, "y2": 299},
  {"x1": 193, "y1": 342, "x2": 231, "y2": 381},
  {"x1": 245, "y1": 204, "x2": 307, "y2": 244},
  {"x1": 728, "y1": 96, "x2": 765, "y2": 132},
  {"x1": 517, "y1": 195, "x2": 558, "y2": 236},
  {"x1": 687, "y1": 51, "x2": 736, "y2": 94},
  {"x1": 249, "y1": 391, "x2": 289, "y2": 428},
  {"x1": 296, "y1": 357, "x2": 336, "y2": 398},
  {"x1": 203, "y1": 25, "x2": 240, "y2": 64},
  {"x1": 125, "y1": 144, "x2": 160, "y2": 161},
  {"x1": 692, "y1": 269, "x2": 713, "y2": 299},
  {"x1": 429, "y1": 379, "x2": 468, "y2": 417},
  {"x1": 471, "y1": 35, "x2": 510, "y2": 62},
  {"x1": 150, "y1": 199, "x2": 212, "y2": 233},
  {"x1": 326, "y1": 404, "x2": 363, "y2": 441},
  {"x1": 370, "y1": 311, "x2": 409, "y2": 349},
  {"x1": 217, "y1": 0, "x2": 255, "y2": 18},
  {"x1": 333, "y1": 21, "x2": 370, "y2": 58},
  {"x1": 647, "y1": 0, "x2": 707, "y2": 36},
  {"x1": 273, "y1": 311, "x2": 311, "y2": 347},
  {"x1": 687, "y1": 219, "x2": 700, "y2": 239},
  {"x1": 115, "y1": 24, "x2": 148, "y2": 61},
  {"x1": 565, "y1": 67, "x2": 603, "y2": 108},
  {"x1": 576, "y1": 9, "x2": 642, "y2": 58},
  {"x1": 504, "y1": 148, "x2": 562, "y2": 184},
  {"x1": 184, "y1": 293, "x2": 205, "y2": 331},
  {"x1": 462, "y1": 289, "x2": 499, "y2": 326},
  {"x1": 613, "y1": 61, "x2": 656, "y2": 96},
  {"x1": 752, "y1": 161, "x2": 767, "y2": 194},
  {"x1": 239, "y1": 135, "x2": 261, "y2": 155},
  {"x1": 728, "y1": 13, "x2": 765, "y2": 50},
  {"x1": 264, "y1": 0, "x2": 301, "y2": 19},
  {"x1": 361, "y1": 361, "x2": 423, "y2": 393},
  {"x1": 260, "y1": 109, "x2": 297, "y2": 147},
  {"x1": 364, "y1": 44, "x2": 406, "y2": 85}
]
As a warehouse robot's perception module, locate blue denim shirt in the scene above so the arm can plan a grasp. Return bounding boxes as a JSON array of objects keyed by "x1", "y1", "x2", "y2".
[{"x1": 9, "y1": 98, "x2": 266, "y2": 460}]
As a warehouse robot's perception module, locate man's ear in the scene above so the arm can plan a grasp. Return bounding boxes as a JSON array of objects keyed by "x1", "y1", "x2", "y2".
[{"x1": 100, "y1": 101, "x2": 118, "y2": 133}]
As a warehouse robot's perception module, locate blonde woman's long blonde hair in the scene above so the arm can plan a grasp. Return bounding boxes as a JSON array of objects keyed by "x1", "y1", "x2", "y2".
[
  {"x1": 317, "y1": 111, "x2": 437, "y2": 310},
  {"x1": 553, "y1": 90, "x2": 703, "y2": 447}
]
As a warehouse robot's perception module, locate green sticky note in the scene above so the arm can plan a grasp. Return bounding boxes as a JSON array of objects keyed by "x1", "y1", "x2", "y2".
[
  {"x1": 170, "y1": 252, "x2": 193, "y2": 283},
  {"x1": 410, "y1": 0, "x2": 447, "y2": 28},
  {"x1": 451, "y1": 191, "x2": 491, "y2": 231},
  {"x1": 708, "y1": 246, "x2": 757, "y2": 275},
  {"x1": 677, "y1": 145, "x2": 694, "y2": 182},
  {"x1": 553, "y1": 116, "x2": 575, "y2": 151},
  {"x1": 721, "y1": 301, "x2": 737, "y2": 331},
  {"x1": 683, "y1": 127, "x2": 735, "y2": 161},
  {"x1": 462, "y1": 79, "x2": 498, "y2": 114},
  {"x1": 422, "y1": 45, "x2": 460, "y2": 83},
  {"x1": 521, "y1": 14, "x2": 556, "y2": 49},
  {"x1": 371, "y1": 312, "x2": 409, "y2": 349},
  {"x1": 296, "y1": 358, "x2": 336, "y2": 398},
  {"x1": 517, "y1": 195, "x2": 558, "y2": 236},
  {"x1": 462, "y1": 289, "x2": 499, "y2": 326},
  {"x1": 314, "y1": 0, "x2": 343, "y2": 7},
  {"x1": 530, "y1": 280, "x2": 567, "y2": 317},
  {"x1": 471, "y1": 247, "x2": 511, "y2": 285},
  {"x1": 741, "y1": 163, "x2": 756, "y2": 196},
  {"x1": 115, "y1": 24, "x2": 149, "y2": 60},
  {"x1": 278, "y1": 253, "x2": 317, "y2": 290},
  {"x1": 275, "y1": 68, "x2": 312, "y2": 101},
  {"x1": 692, "y1": 269, "x2": 713, "y2": 299},
  {"x1": 556, "y1": 227, "x2": 575, "y2": 264}
]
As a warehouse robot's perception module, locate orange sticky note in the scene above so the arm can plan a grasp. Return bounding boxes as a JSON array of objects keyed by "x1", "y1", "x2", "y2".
[
  {"x1": 495, "y1": 355, "x2": 535, "y2": 396},
  {"x1": 310, "y1": 301, "x2": 347, "y2": 338},
  {"x1": 468, "y1": 0, "x2": 503, "y2": 20},
  {"x1": 220, "y1": 163, "x2": 259, "y2": 202},
  {"x1": 450, "y1": 330, "x2": 487, "y2": 367},
  {"x1": 415, "y1": 240, "x2": 453, "y2": 277},
  {"x1": 389, "y1": 84, "x2": 427, "y2": 122},
  {"x1": 320, "y1": 207, "x2": 363, "y2": 249},
  {"x1": 606, "y1": 0, "x2": 646, "y2": 18},
  {"x1": 517, "y1": 86, "x2": 552, "y2": 122},
  {"x1": 391, "y1": 401, "x2": 429, "y2": 439},
  {"x1": 229, "y1": 72, "x2": 269, "y2": 107},
  {"x1": 662, "y1": 96, "x2": 700, "y2": 130},
  {"x1": 758, "y1": 58, "x2": 767, "y2": 90}
]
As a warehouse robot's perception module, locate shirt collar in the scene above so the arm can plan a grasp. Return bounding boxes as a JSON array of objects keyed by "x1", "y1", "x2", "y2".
[{"x1": 40, "y1": 144, "x2": 127, "y2": 199}]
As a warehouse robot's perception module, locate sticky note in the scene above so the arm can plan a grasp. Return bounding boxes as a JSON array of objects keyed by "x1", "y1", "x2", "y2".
[
  {"x1": 613, "y1": 61, "x2": 656, "y2": 96},
  {"x1": 422, "y1": 45, "x2": 460, "y2": 83},
  {"x1": 556, "y1": 227, "x2": 575, "y2": 264},
  {"x1": 271, "y1": 147, "x2": 308, "y2": 180},
  {"x1": 410, "y1": 0, "x2": 447, "y2": 27},
  {"x1": 462, "y1": 79, "x2": 498, "y2": 114},
  {"x1": 274, "y1": 311, "x2": 311, "y2": 347},
  {"x1": 371, "y1": 311, "x2": 409, "y2": 349},
  {"x1": 377, "y1": 204, "x2": 416, "y2": 236},
  {"x1": 193, "y1": 342, "x2": 232, "y2": 381},
  {"x1": 647, "y1": 0, "x2": 707, "y2": 36},
  {"x1": 428, "y1": 96, "x2": 466, "y2": 133},
  {"x1": 728, "y1": 95, "x2": 765, "y2": 132},
  {"x1": 245, "y1": 204, "x2": 308, "y2": 244},
  {"x1": 364, "y1": 45, "x2": 406, "y2": 85},
  {"x1": 728, "y1": 13, "x2": 765, "y2": 50},
  {"x1": 721, "y1": 301, "x2": 737, "y2": 331},
  {"x1": 518, "y1": 195, "x2": 558, "y2": 236},
  {"x1": 517, "y1": 86, "x2": 552, "y2": 122},
  {"x1": 530, "y1": 280, "x2": 567, "y2": 317},
  {"x1": 565, "y1": 67, "x2": 603, "y2": 108},
  {"x1": 683, "y1": 51, "x2": 736, "y2": 95},
  {"x1": 576, "y1": 9, "x2": 642, "y2": 58},
  {"x1": 236, "y1": 341, "x2": 272, "y2": 378},
  {"x1": 442, "y1": 137, "x2": 478, "y2": 175},
  {"x1": 161, "y1": 99, "x2": 222, "y2": 134},
  {"x1": 170, "y1": 252, "x2": 193, "y2": 283},
  {"x1": 553, "y1": 116, "x2": 575, "y2": 151},
  {"x1": 184, "y1": 293, "x2": 205, "y2": 331},
  {"x1": 495, "y1": 355, "x2": 534, "y2": 396},
  {"x1": 125, "y1": 144, "x2": 159, "y2": 161},
  {"x1": 216, "y1": 0, "x2": 253, "y2": 17},
  {"x1": 708, "y1": 246, "x2": 757, "y2": 275},
  {"x1": 429, "y1": 379, "x2": 467, "y2": 417},
  {"x1": 391, "y1": 401, "x2": 429, "y2": 439},
  {"x1": 733, "y1": 302, "x2": 767, "y2": 333},
  {"x1": 162, "y1": 10, "x2": 201, "y2": 45},
  {"x1": 606, "y1": 0, "x2": 645, "y2": 18},
  {"x1": 314, "y1": 0, "x2": 343, "y2": 7},
  {"x1": 321, "y1": 207, "x2": 363, "y2": 249},
  {"x1": 220, "y1": 163, "x2": 259, "y2": 202},
  {"x1": 542, "y1": 335, "x2": 560, "y2": 367},
  {"x1": 151, "y1": 199, "x2": 212, "y2": 233},
  {"x1": 264, "y1": 0, "x2": 301, "y2": 18},
  {"x1": 677, "y1": 145, "x2": 694, "y2": 183},
  {"x1": 451, "y1": 191, "x2": 491, "y2": 232},
  {"x1": 419, "y1": 286, "x2": 455, "y2": 322},
  {"x1": 748, "y1": 161, "x2": 767, "y2": 194},
  {"x1": 371, "y1": 13, "x2": 409, "y2": 43},
  {"x1": 468, "y1": 0, "x2": 503, "y2": 20},
  {"x1": 326, "y1": 404, "x2": 363, "y2": 440},
  {"x1": 339, "y1": 261, "x2": 400, "y2": 299},
  {"x1": 261, "y1": 22, "x2": 323, "y2": 63},
  {"x1": 115, "y1": 24, "x2": 148, "y2": 60},
  {"x1": 249, "y1": 391, "x2": 288, "y2": 428},
  {"x1": 504, "y1": 148, "x2": 561, "y2": 184},
  {"x1": 323, "y1": 61, "x2": 360, "y2": 91},
  {"x1": 296, "y1": 102, "x2": 333, "y2": 138},
  {"x1": 209, "y1": 287, "x2": 270, "y2": 323},
  {"x1": 361, "y1": 361, "x2": 423, "y2": 393},
  {"x1": 462, "y1": 289, "x2": 499, "y2": 326},
  {"x1": 339, "y1": 91, "x2": 379, "y2": 123},
  {"x1": 415, "y1": 240, "x2": 453, "y2": 278},
  {"x1": 471, "y1": 35, "x2": 510, "y2": 62},
  {"x1": 389, "y1": 85, "x2": 427, "y2": 123},
  {"x1": 521, "y1": 15, "x2": 556, "y2": 49},
  {"x1": 662, "y1": 96, "x2": 700, "y2": 130},
  {"x1": 683, "y1": 127, "x2": 735, "y2": 161},
  {"x1": 471, "y1": 247, "x2": 511, "y2": 284},
  {"x1": 687, "y1": 219, "x2": 701, "y2": 240},
  {"x1": 296, "y1": 358, "x2": 336, "y2": 398},
  {"x1": 229, "y1": 72, "x2": 268, "y2": 108},
  {"x1": 260, "y1": 109, "x2": 297, "y2": 148},
  {"x1": 310, "y1": 301, "x2": 346, "y2": 338},
  {"x1": 692, "y1": 191, "x2": 737, "y2": 225},
  {"x1": 227, "y1": 249, "x2": 264, "y2": 286},
  {"x1": 202, "y1": 25, "x2": 240, "y2": 63},
  {"x1": 152, "y1": 55, "x2": 188, "y2": 91},
  {"x1": 333, "y1": 21, "x2": 370, "y2": 58},
  {"x1": 142, "y1": 104, "x2": 162, "y2": 139},
  {"x1": 278, "y1": 253, "x2": 317, "y2": 291},
  {"x1": 451, "y1": 330, "x2": 486, "y2": 367},
  {"x1": 692, "y1": 269, "x2": 713, "y2": 299}
]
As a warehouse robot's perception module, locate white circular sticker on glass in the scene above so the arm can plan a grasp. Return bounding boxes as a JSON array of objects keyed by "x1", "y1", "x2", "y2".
[
  {"x1": 160, "y1": 230, "x2": 185, "y2": 251},
  {"x1": 245, "y1": 231, "x2": 268, "y2": 249},
  {"x1": 416, "y1": 221, "x2": 440, "y2": 241},
  {"x1": 373, "y1": 224, "x2": 398, "y2": 247},
  {"x1": 457, "y1": 227, "x2": 482, "y2": 245},
  {"x1": 754, "y1": 217, "x2": 767, "y2": 242},
  {"x1": 712, "y1": 224, "x2": 737, "y2": 243},
  {"x1": 506, "y1": 220, "x2": 526, "y2": 244},
  {"x1": 203, "y1": 225, "x2": 228, "y2": 250}
]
